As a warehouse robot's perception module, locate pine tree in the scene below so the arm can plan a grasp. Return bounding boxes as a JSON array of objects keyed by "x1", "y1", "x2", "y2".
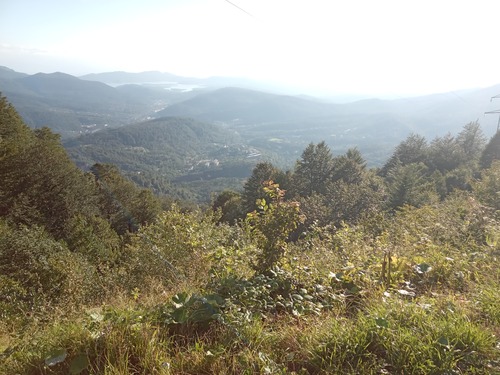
[
  {"x1": 386, "y1": 162, "x2": 438, "y2": 209},
  {"x1": 242, "y1": 162, "x2": 279, "y2": 212},
  {"x1": 293, "y1": 141, "x2": 334, "y2": 196},
  {"x1": 380, "y1": 134, "x2": 428, "y2": 176},
  {"x1": 456, "y1": 121, "x2": 486, "y2": 162}
]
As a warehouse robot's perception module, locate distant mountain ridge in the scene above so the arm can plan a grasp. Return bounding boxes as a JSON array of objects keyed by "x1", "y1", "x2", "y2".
[
  {"x1": 79, "y1": 70, "x2": 296, "y2": 93},
  {"x1": 159, "y1": 84, "x2": 500, "y2": 137},
  {"x1": 157, "y1": 87, "x2": 341, "y2": 123},
  {"x1": 0, "y1": 68, "x2": 190, "y2": 137},
  {"x1": 18, "y1": 72, "x2": 121, "y2": 103},
  {"x1": 1, "y1": 66, "x2": 498, "y2": 168},
  {"x1": 80, "y1": 71, "x2": 188, "y2": 85},
  {"x1": 157, "y1": 83, "x2": 500, "y2": 167},
  {"x1": 0, "y1": 66, "x2": 28, "y2": 80}
]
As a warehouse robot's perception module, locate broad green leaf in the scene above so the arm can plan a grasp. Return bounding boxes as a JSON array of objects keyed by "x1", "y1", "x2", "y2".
[
  {"x1": 45, "y1": 349, "x2": 67, "y2": 366},
  {"x1": 171, "y1": 307, "x2": 189, "y2": 324},
  {"x1": 69, "y1": 354, "x2": 89, "y2": 374},
  {"x1": 172, "y1": 292, "x2": 190, "y2": 308}
]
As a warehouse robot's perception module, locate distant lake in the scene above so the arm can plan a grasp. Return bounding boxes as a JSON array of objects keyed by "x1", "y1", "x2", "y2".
[
  {"x1": 161, "y1": 83, "x2": 205, "y2": 92},
  {"x1": 111, "y1": 81, "x2": 205, "y2": 92}
]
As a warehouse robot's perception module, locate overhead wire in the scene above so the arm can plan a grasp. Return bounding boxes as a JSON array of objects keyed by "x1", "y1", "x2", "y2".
[
  {"x1": 485, "y1": 95, "x2": 500, "y2": 131},
  {"x1": 224, "y1": 0, "x2": 254, "y2": 18}
]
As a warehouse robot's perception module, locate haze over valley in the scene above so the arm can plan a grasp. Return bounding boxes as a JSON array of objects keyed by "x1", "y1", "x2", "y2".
[{"x1": 1, "y1": 64, "x2": 498, "y2": 201}]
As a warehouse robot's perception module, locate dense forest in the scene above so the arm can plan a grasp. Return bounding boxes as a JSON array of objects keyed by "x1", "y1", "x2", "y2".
[
  {"x1": 64, "y1": 116, "x2": 259, "y2": 203},
  {"x1": 1, "y1": 94, "x2": 499, "y2": 373}
]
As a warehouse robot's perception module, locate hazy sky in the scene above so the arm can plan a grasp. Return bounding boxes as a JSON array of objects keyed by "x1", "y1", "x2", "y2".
[{"x1": 1, "y1": 0, "x2": 499, "y2": 96}]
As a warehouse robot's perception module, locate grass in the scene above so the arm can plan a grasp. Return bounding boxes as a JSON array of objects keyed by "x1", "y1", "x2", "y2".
[
  {"x1": 1, "y1": 196, "x2": 499, "y2": 374},
  {"x1": 2, "y1": 289, "x2": 499, "y2": 374}
]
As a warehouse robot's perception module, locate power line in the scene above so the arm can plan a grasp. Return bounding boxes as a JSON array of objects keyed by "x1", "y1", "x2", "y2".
[
  {"x1": 224, "y1": 0, "x2": 254, "y2": 18},
  {"x1": 485, "y1": 95, "x2": 500, "y2": 131}
]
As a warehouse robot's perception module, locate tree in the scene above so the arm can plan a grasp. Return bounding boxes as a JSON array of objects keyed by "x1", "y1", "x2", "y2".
[
  {"x1": 380, "y1": 134, "x2": 428, "y2": 177},
  {"x1": 386, "y1": 162, "x2": 439, "y2": 209},
  {"x1": 64, "y1": 214, "x2": 121, "y2": 264},
  {"x1": 0, "y1": 96, "x2": 100, "y2": 238},
  {"x1": 455, "y1": 121, "x2": 486, "y2": 163},
  {"x1": 427, "y1": 133, "x2": 462, "y2": 173},
  {"x1": 0, "y1": 95, "x2": 32, "y2": 150},
  {"x1": 212, "y1": 190, "x2": 244, "y2": 224},
  {"x1": 242, "y1": 162, "x2": 280, "y2": 213},
  {"x1": 293, "y1": 141, "x2": 334, "y2": 197},
  {"x1": 326, "y1": 172, "x2": 385, "y2": 224},
  {"x1": 299, "y1": 146, "x2": 379, "y2": 225},
  {"x1": 345, "y1": 147, "x2": 367, "y2": 168},
  {"x1": 246, "y1": 181, "x2": 304, "y2": 272},
  {"x1": 91, "y1": 163, "x2": 161, "y2": 234},
  {"x1": 331, "y1": 147, "x2": 366, "y2": 184},
  {"x1": 480, "y1": 131, "x2": 500, "y2": 169},
  {"x1": 0, "y1": 223, "x2": 97, "y2": 307},
  {"x1": 424, "y1": 123, "x2": 486, "y2": 193},
  {"x1": 472, "y1": 160, "x2": 500, "y2": 211},
  {"x1": 126, "y1": 205, "x2": 223, "y2": 288}
]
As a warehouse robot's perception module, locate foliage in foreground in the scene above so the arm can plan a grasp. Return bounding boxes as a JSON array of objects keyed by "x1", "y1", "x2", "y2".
[
  {"x1": 2, "y1": 190, "x2": 499, "y2": 374},
  {"x1": 1, "y1": 96, "x2": 499, "y2": 374}
]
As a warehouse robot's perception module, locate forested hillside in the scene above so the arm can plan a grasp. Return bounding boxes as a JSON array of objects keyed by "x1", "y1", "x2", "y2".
[
  {"x1": 1, "y1": 96, "x2": 499, "y2": 374},
  {"x1": 158, "y1": 85, "x2": 500, "y2": 167},
  {"x1": 64, "y1": 116, "x2": 260, "y2": 202},
  {"x1": 0, "y1": 69, "x2": 198, "y2": 138}
]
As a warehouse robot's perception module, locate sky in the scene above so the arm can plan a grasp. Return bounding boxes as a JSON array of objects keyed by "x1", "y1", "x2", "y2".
[{"x1": 1, "y1": 0, "x2": 499, "y2": 96}]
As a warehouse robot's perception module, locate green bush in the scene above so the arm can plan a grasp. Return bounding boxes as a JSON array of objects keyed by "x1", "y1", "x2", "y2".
[{"x1": 0, "y1": 224, "x2": 100, "y2": 316}]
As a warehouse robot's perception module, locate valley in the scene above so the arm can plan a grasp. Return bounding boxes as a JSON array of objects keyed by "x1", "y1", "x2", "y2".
[{"x1": 1, "y1": 66, "x2": 499, "y2": 202}]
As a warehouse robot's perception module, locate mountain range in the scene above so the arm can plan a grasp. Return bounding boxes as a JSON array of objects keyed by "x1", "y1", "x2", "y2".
[
  {"x1": 157, "y1": 85, "x2": 499, "y2": 166},
  {"x1": 0, "y1": 67, "x2": 204, "y2": 137},
  {"x1": 1, "y1": 65, "x2": 499, "y2": 196}
]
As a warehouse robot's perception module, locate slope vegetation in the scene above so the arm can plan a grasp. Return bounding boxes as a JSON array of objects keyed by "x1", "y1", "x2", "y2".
[{"x1": 65, "y1": 116, "x2": 256, "y2": 201}]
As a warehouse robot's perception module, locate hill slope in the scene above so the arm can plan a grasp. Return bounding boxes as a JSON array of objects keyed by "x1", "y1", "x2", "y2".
[
  {"x1": 0, "y1": 71, "x2": 175, "y2": 137},
  {"x1": 158, "y1": 85, "x2": 500, "y2": 166},
  {"x1": 157, "y1": 87, "x2": 341, "y2": 123},
  {"x1": 0, "y1": 65, "x2": 28, "y2": 80},
  {"x1": 65, "y1": 116, "x2": 256, "y2": 201}
]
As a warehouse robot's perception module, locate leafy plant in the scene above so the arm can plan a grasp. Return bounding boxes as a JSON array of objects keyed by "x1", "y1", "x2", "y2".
[
  {"x1": 246, "y1": 180, "x2": 304, "y2": 272},
  {"x1": 152, "y1": 292, "x2": 225, "y2": 327}
]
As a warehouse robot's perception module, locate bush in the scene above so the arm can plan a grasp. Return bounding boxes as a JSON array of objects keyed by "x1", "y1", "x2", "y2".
[
  {"x1": 123, "y1": 205, "x2": 229, "y2": 291},
  {"x1": 0, "y1": 224, "x2": 99, "y2": 316}
]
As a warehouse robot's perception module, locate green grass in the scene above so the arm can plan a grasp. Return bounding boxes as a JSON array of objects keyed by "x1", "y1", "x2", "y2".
[{"x1": 1, "y1": 195, "x2": 499, "y2": 374}]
